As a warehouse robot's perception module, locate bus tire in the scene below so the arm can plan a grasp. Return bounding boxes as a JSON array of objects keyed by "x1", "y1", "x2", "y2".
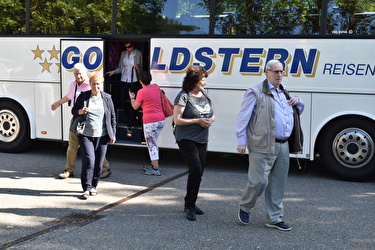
[
  {"x1": 318, "y1": 118, "x2": 375, "y2": 181},
  {"x1": 0, "y1": 100, "x2": 31, "y2": 153}
]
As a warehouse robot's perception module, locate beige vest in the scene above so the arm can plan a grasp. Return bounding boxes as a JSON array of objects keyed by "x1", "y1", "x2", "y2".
[{"x1": 246, "y1": 80, "x2": 276, "y2": 154}]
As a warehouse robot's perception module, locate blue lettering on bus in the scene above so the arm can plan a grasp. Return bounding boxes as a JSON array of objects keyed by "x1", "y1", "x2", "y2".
[
  {"x1": 266, "y1": 48, "x2": 289, "y2": 70},
  {"x1": 62, "y1": 46, "x2": 102, "y2": 70},
  {"x1": 240, "y1": 48, "x2": 264, "y2": 74},
  {"x1": 62, "y1": 46, "x2": 80, "y2": 69},
  {"x1": 218, "y1": 48, "x2": 241, "y2": 73},
  {"x1": 150, "y1": 46, "x2": 321, "y2": 77},
  {"x1": 366, "y1": 64, "x2": 375, "y2": 75},
  {"x1": 170, "y1": 47, "x2": 191, "y2": 72},
  {"x1": 323, "y1": 63, "x2": 375, "y2": 75},
  {"x1": 150, "y1": 47, "x2": 166, "y2": 71},
  {"x1": 346, "y1": 64, "x2": 356, "y2": 75},
  {"x1": 356, "y1": 64, "x2": 366, "y2": 75},
  {"x1": 194, "y1": 47, "x2": 214, "y2": 70},
  {"x1": 290, "y1": 49, "x2": 318, "y2": 76},
  {"x1": 83, "y1": 47, "x2": 102, "y2": 70},
  {"x1": 333, "y1": 64, "x2": 343, "y2": 75}
]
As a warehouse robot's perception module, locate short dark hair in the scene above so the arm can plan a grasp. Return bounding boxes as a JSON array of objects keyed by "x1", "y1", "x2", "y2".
[
  {"x1": 138, "y1": 71, "x2": 152, "y2": 85},
  {"x1": 124, "y1": 42, "x2": 134, "y2": 48},
  {"x1": 182, "y1": 66, "x2": 208, "y2": 92}
]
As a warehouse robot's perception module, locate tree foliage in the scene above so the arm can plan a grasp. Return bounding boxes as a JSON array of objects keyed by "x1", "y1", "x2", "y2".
[
  {"x1": 0, "y1": 0, "x2": 25, "y2": 34},
  {"x1": 211, "y1": 0, "x2": 319, "y2": 35},
  {"x1": 0, "y1": 0, "x2": 374, "y2": 35},
  {"x1": 29, "y1": 0, "x2": 112, "y2": 34},
  {"x1": 329, "y1": 0, "x2": 375, "y2": 34}
]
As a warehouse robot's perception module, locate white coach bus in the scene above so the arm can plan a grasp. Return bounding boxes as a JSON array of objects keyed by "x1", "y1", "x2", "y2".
[{"x1": 0, "y1": 36, "x2": 374, "y2": 181}]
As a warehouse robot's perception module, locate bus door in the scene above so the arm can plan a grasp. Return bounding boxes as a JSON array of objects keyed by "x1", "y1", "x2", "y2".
[
  {"x1": 104, "y1": 40, "x2": 147, "y2": 146},
  {"x1": 60, "y1": 39, "x2": 104, "y2": 141}
]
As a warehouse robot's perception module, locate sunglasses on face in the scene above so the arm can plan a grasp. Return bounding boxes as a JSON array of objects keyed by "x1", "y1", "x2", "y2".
[{"x1": 124, "y1": 45, "x2": 133, "y2": 48}]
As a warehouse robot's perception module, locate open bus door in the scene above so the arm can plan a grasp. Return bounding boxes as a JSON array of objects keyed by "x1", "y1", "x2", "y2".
[
  {"x1": 60, "y1": 39, "x2": 104, "y2": 142},
  {"x1": 104, "y1": 40, "x2": 147, "y2": 147}
]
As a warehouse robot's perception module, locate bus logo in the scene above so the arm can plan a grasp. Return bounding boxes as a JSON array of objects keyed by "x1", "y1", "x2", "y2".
[
  {"x1": 62, "y1": 46, "x2": 103, "y2": 71},
  {"x1": 32, "y1": 45, "x2": 103, "y2": 73}
]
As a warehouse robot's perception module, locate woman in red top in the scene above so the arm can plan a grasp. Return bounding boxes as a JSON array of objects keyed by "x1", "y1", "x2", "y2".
[{"x1": 129, "y1": 71, "x2": 165, "y2": 176}]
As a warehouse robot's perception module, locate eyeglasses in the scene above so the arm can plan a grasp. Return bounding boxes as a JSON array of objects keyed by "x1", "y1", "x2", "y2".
[
  {"x1": 268, "y1": 70, "x2": 285, "y2": 74},
  {"x1": 124, "y1": 45, "x2": 133, "y2": 48}
]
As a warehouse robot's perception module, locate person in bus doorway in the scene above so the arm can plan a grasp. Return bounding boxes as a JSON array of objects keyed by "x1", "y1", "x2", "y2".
[
  {"x1": 129, "y1": 71, "x2": 165, "y2": 176},
  {"x1": 173, "y1": 66, "x2": 215, "y2": 221},
  {"x1": 236, "y1": 59, "x2": 304, "y2": 231},
  {"x1": 51, "y1": 63, "x2": 112, "y2": 179},
  {"x1": 72, "y1": 72, "x2": 116, "y2": 199},
  {"x1": 106, "y1": 41, "x2": 142, "y2": 137}
]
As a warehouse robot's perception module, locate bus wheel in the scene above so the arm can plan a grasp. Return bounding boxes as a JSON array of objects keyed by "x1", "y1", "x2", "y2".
[
  {"x1": 318, "y1": 118, "x2": 375, "y2": 181},
  {"x1": 0, "y1": 101, "x2": 31, "y2": 153}
]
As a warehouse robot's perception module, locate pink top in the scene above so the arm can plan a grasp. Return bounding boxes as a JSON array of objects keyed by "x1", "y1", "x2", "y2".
[
  {"x1": 66, "y1": 79, "x2": 90, "y2": 108},
  {"x1": 136, "y1": 84, "x2": 165, "y2": 124}
]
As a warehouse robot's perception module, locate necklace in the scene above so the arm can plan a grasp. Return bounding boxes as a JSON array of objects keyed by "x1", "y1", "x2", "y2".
[{"x1": 90, "y1": 94, "x2": 102, "y2": 103}]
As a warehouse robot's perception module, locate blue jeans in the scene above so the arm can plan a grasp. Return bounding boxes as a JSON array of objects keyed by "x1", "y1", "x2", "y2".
[
  {"x1": 177, "y1": 139, "x2": 207, "y2": 209},
  {"x1": 78, "y1": 135, "x2": 109, "y2": 191}
]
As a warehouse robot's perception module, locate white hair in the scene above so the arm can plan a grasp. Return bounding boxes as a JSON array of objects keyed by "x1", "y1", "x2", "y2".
[{"x1": 73, "y1": 63, "x2": 87, "y2": 73}]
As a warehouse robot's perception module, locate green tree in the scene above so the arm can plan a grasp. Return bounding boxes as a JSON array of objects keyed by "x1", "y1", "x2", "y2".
[
  {"x1": 29, "y1": 0, "x2": 112, "y2": 34},
  {"x1": 0, "y1": 0, "x2": 25, "y2": 34},
  {"x1": 0, "y1": 0, "x2": 374, "y2": 35},
  {"x1": 211, "y1": 0, "x2": 318, "y2": 35},
  {"x1": 329, "y1": 0, "x2": 375, "y2": 35}
]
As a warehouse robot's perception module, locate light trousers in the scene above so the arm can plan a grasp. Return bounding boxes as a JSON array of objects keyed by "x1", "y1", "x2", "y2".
[
  {"x1": 143, "y1": 120, "x2": 165, "y2": 161},
  {"x1": 239, "y1": 142, "x2": 290, "y2": 224}
]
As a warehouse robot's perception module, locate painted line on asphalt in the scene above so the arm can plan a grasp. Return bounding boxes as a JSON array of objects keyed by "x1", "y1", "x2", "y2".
[{"x1": 0, "y1": 170, "x2": 188, "y2": 249}]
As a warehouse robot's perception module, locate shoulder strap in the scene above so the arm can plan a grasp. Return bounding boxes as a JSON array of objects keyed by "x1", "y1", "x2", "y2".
[
  {"x1": 73, "y1": 82, "x2": 78, "y2": 105},
  {"x1": 283, "y1": 89, "x2": 291, "y2": 100},
  {"x1": 201, "y1": 91, "x2": 212, "y2": 105}
]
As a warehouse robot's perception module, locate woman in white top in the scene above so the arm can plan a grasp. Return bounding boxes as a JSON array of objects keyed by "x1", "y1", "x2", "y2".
[{"x1": 106, "y1": 42, "x2": 142, "y2": 136}]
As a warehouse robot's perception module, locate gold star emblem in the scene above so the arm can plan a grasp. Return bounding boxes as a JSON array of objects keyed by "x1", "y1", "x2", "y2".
[
  {"x1": 32, "y1": 45, "x2": 44, "y2": 60},
  {"x1": 48, "y1": 45, "x2": 60, "y2": 60},
  {"x1": 55, "y1": 63, "x2": 61, "y2": 73},
  {"x1": 40, "y1": 58, "x2": 53, "y2": 73}
]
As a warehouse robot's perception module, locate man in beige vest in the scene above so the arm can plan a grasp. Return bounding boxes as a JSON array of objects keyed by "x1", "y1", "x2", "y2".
[{"x1": 235, "y1": 59, "x2": 304, "y2": 231}]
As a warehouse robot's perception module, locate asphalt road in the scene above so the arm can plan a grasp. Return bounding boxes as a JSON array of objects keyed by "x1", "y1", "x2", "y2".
[{"x1": 0, "y1": 141, "x2": 374, "y2": 249}]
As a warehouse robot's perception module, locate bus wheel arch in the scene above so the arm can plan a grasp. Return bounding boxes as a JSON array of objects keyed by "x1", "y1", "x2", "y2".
[
  {"x1": 318, "y1": 116, "x2": 375, "y2": 181},
  {"x1": 0, "y1": 99, "x2": 32, "y2": 153}
]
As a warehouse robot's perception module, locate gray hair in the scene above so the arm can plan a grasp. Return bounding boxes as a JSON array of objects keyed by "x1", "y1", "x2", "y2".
[{"x1": 265, "y1": 59, "x2": 282, "y2": 70}]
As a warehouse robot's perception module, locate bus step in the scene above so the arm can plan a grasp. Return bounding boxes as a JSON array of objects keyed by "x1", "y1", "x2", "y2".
[{"x1": 116, "y1": 126, "x2": 145, "y2": 143}]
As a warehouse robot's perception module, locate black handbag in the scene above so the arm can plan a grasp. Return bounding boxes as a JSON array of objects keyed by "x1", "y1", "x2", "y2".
[
  {"x1": 130, "y1": 68, "x2": 142, "y2": 93},
  {"x1": 70, "y1": 100, "x2": 88, "y2": 135},
  {"x1": 70, "y1": 115, "x2": 87, "y2": 135}
]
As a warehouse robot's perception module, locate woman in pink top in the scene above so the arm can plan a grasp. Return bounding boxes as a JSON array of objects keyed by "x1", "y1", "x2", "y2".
[{"x1": 129, "y1": 71, "x2": 165, "y2": 176}]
